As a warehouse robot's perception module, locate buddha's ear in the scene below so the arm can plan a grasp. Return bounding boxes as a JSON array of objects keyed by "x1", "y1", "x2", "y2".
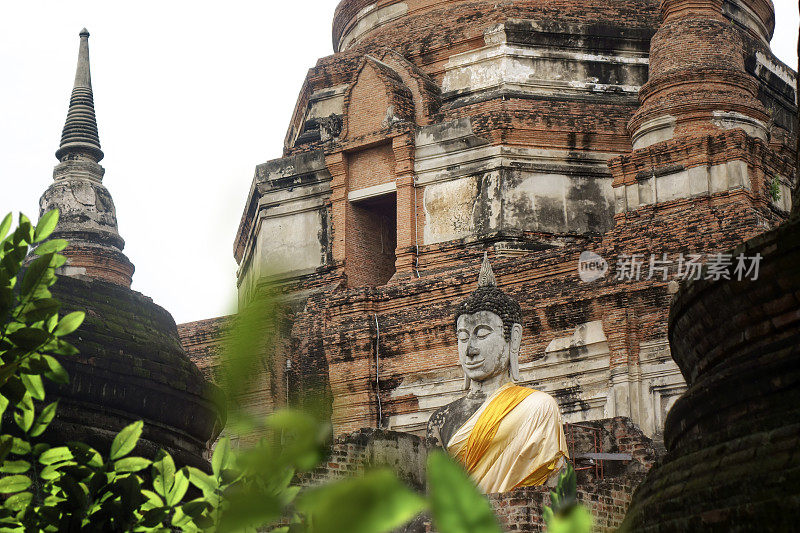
[
  {"x1": 509, "y1": 323, "x2": 523, "y2": 381},
  {"x1": 463, "y1": 374, "x2": 471, "y2": 390}
]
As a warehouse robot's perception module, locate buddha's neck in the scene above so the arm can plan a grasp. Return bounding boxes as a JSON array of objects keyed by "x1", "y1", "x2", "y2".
[{"x1": 468, "y1": 372, "x2": 511, "y2": 399}]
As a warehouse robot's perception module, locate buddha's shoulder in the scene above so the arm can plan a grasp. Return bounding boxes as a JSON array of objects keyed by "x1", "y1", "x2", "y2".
[
  {"x1": 518, "y1": 387, "x2": 561, "y2": 411},
  {"x1": 428, "y1": 395, "x2": 477, "y2": 428}
]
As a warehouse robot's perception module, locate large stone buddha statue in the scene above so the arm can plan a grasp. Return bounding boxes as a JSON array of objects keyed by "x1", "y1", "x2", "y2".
[{"x1": 426, "y1": 255, "x2": 568, "y2": 493}]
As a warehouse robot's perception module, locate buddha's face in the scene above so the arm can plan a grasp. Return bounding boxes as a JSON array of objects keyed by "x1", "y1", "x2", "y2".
[{"x1": 456, "y1": 311, "x2": 509, "y2": 383}]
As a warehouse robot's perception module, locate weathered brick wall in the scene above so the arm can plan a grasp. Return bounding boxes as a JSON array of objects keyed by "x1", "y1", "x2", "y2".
[
  {"x1": 484, "y1": 479, "x2": 643, "y2": 533},
  {"x1": 177, "y1": 316, "x2": 231, "y2": 382},
  {"x1": 298, "y1": 422, "x2": 652, "y2": 532},
  {"x1": 620, "y1": 196, "x2": 800, "y2": 531},
  {"x1": 347, "y1": 143, "x2": 395, "y2": 190}
]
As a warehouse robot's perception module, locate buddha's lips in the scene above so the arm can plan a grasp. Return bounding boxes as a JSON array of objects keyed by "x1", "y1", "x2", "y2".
[{"x1": 464, "y1": 359, "x2": 485, "y2": 369}]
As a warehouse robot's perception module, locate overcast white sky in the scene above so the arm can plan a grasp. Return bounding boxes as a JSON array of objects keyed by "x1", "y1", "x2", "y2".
[{"x1": 1, "y1": 2, "x2": 798, "y2": 325}]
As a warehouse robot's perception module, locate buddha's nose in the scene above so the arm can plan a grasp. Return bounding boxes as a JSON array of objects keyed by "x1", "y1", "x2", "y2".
[{"x1": 466, "y1": 340, "x2": 480, "y2": 357}]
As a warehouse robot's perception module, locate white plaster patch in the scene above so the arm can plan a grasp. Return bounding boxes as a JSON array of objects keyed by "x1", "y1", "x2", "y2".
[
  {"x1": 441, "y1": 30, "x2": 647, "y2": 98},
  {"x1": 306, "y1": 84, "x2": 348, "y2": 120},
  {"x1": 338, "y1": 2, "x2": 408, "y2": 51},
  {"x1": 711, "y1": 110, "x2": 768, "y2": 141},
  {"x1": 348, "y1": 181, "x2": 396, "y2": 202},
  {"x1": 631, "y1": 115, "x2": 676, "y2": 150},
  {"x1": 636, "y1": 339, "x2": 686, "y2": 437},
  {"x1": 423, "y1": 176, "x2": 478, "y2": 244},
  {"x1": 485, "y1": 171, "x2": 502, "y2": 228},
  {"x1": 616, "y1": 160, "x2": 752, "y2": 213},
  {"x1": 254, "y1": 210, "x2": 324, "y2": 277},
  {"x1": 755, "y1": 52, "x2": 797, "y2": 97},
  {"x1": 723, "y1": 0, "x2": 771, "y2": 44},
  {"x1": 770, "y1": 175, "x2": 794, "y2": 212},
  {"x1": 545, "y1": 320, "x2": 607, "y2": 353},
  {"x1": 656, "y1": 169, "x2": 689, "y2": 203}
]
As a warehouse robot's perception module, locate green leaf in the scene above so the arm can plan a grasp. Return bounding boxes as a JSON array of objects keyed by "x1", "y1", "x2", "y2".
[
  {"x1": 50, "y1": 339, "x2": 79, "y2": 357},
  {"x1": 152, "y1": 450, "x2": 176, "y2": 498},
  {"x1": 186, "y1": 466, "x2": 218, "y2": 496},
  {"x1": 33, "y1": 210, "x2": 59, "y2": 243},
  {"x1": 32, "y1": 443, "x2": 50, "y2": 456},
  {"x1": 21, "y1": 353, "x2": 50, "y2": 375},
  {"x1": 3, "y1": 491, "x2": 32, "y2": 512},
  {"x1": 218, "y1": 489, "x2": 283, "y2": 532},
  {"x1": 543, "y1": 506, "x2": 554, "y2": 524},
  {"x1": 67, "y1": 442, "x2": 103, "y2": 468},
  {"x1": 139, "y1": 507, "x2": 170, "y2": 528},
  {"x1": 165, "y1": 468, "x2": 189, "y2": 506},
  {"x1": 109, "y1": 420, "x2": 143, "y2": 460},
  {"x1": 426, "y1": 450, "x2": 502, "y2": 533},
  {"x1": 179, "y1": 498, "x2": 211, "y2": 518},
  {"x1": 0, "y1": 437, "x2": 14, "y2": 464},
  {"x1": 548, "y1": 463, "x2": 577, "y2": 517},
  {"x1": 295, "y1": 469, "x2": 426, "y2": 533},
  {"x1": 547, "y1": 506, "x2": 593, "y2": 533},
  {"x1": 113, "y1": 456, "x2": 151, "y2": 473},
  {"x1": 53, "y1": 311, "x2": 85, "y2": 338},
  {"x1": 211, "y1": 437, "x2": 232, "y2": 477},
  {"x1": 39, "y1": 463, "x2": 66, "y2": 481},
  {"x1": 0, "y1": 394, "x2": 9, "y2": 418},
  {"x1": 170, "y1": 506, "x2": 194, "y2": 528},
  {"x1": 20, "y1": 374, "x2": 44, "y2": 402},
  {"x1": 30, "y1": 401, "x2": 58, "y2": 438},
  {"x1": 0, "y1": 461, "x2": 30, "y2": 475},
  {"x1": 59, "y1": 474, "x2": 87, "y2": 508},
  {"x1": 0, "y1": 375, "x2": 26, "y2": 404},
  {"x1": 141, "y1": 489, "x2": 164, "y2": 507},
  {"x1": 265, "y1": 409, "x2": 329, "y2": 471},
  {"x1": 42, "y1": 355, "x2": 69, "y2": 384},
  {"x1": 22, "y1": 298, "x2": 60, "y2": 323},
  {"x1": 282, "y1": 485, "x2": 301, "y2": 505},
  {"x1": 10, "y1": 438, "x2": 30, "y2": 455},
  {"x1": 33, "y1": 239, "x2": 68, "y2": 255},
  {"x1": 13, "y1": 394, "x2": 34, "y2": 433},
  {"x1": 0, "y1": 213, "x2": 12, "y2": 242},
  {"x1": 39, "y1": 446, "x2": 73, "y2": 465},
  {"x1": 0, "y1": 475, "x2": 31, "y2": 494},
  {"x1": 8, "y1": 328, "x2": 49, "y2": 350},
  {"x1": 20, "y1": 253, "x2": 53, "y2": 297}
]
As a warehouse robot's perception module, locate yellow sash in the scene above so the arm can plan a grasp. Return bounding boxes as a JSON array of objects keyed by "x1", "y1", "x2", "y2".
[{"x1": 458, "y1": 385, "x2": 535, "y2": 473}]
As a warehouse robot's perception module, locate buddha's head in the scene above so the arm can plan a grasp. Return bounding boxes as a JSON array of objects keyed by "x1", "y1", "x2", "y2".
[{"x1": 453, "y1": 254, "x2": 523, "y2": 388}]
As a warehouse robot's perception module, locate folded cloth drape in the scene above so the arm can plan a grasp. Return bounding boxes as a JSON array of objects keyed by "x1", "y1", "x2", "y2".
[{"x1": 448, "y1": 382, "x2": 569, "y2": 493}]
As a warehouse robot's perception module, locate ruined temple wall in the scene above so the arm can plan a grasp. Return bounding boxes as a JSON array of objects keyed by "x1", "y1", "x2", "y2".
[
  {"x1": 177, "y1": 316, "x2": 230, "y2": 383},
  {"x1": 298, "y1": 421, "x2": 653, "y2": 532},
  {"x1": 211, "y1": 0, "x2": 798, "y2": 444}
]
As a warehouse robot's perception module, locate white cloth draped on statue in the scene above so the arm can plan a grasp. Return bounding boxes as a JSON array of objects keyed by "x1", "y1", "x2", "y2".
[{"x1": 447, "y1": 382, "x2": 569, "y2": 493}]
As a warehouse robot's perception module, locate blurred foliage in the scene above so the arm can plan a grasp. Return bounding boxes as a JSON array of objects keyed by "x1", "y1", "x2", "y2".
[
  {"x1": 0, "y1": 209, "x2": 596, "y2": 532},
  {"x1": 543, "y1": 463, "x2": 592, "y2": 533},
  {"x1": 769, "y1": 176, "x2": 782, "y2": 202}
]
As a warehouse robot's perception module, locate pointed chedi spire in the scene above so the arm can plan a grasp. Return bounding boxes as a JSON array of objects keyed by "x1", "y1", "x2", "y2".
[
  {"x1": 55, "y1": 28, "x2": 103, "y2": 162},
  {"x1": 476, "y1": 251, "x2": 497, "y2": 288},
  {"x1": 39, "y1": 29, "x2": 134, "y2": 287}
]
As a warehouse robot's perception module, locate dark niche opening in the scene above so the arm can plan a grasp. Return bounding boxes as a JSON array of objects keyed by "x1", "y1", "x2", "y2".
[{"x1": 348, "y1": 192, "x2": 397, "y2": 287}]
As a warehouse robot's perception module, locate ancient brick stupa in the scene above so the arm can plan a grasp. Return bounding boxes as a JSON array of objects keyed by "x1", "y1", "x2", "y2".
[{"x1": 38, "y1": 29, "x2": 220, "y2": 469}]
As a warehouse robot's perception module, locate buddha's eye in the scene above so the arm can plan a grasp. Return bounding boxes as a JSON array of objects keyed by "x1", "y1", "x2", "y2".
[
  {"x1": 457, "y1": 331, "x2": 469, "y2": 342},
  {"x1": 475, "y1": 326, "x2": 492, "y2": 339}
]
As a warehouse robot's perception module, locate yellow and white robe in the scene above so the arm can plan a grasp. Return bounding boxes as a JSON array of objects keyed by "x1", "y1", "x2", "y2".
[{"x1": 447, "y1": 382, "x2": 569, "y2": 493}]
